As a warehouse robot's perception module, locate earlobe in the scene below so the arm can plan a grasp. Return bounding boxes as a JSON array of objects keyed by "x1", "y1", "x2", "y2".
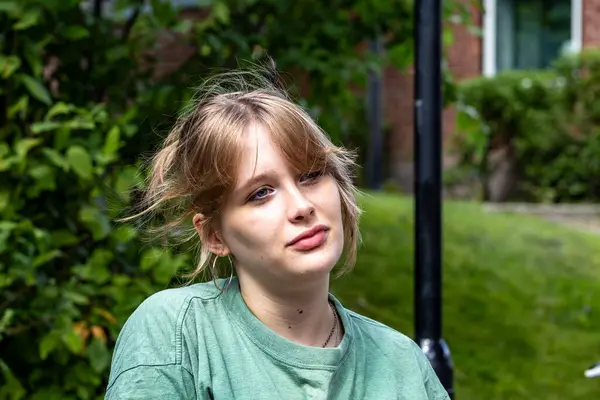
[
  {"x1": 207, "y1": 233, "x2": 230, "y2": 257},
  {"x1": 209, "y1": 231, "x2": 230, "y2": 257}
]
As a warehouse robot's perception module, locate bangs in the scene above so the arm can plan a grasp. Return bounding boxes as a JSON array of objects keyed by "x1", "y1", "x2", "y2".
[{"x1": 256, "y1": 101, "x2": 332, "y2": 176}]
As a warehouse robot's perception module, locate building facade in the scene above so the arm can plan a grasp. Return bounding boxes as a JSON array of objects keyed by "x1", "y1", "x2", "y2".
[{"x1": 385, "y1": 0, "x2": 600, "y2": 191}]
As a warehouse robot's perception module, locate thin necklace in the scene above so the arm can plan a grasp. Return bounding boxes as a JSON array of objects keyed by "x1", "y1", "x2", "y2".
[{"x1": 321, "y1": 302, "x2": 338, "y2": 348}]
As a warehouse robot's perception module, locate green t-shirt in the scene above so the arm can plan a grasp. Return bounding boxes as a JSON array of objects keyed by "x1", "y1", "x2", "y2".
[{"x1": 106, "y1": 278, "x2": 450, "y2": 399}]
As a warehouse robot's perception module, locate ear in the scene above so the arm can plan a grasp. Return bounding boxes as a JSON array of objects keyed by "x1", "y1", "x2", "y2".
[{"x1": 193, "y1": 213, "x2": 230, "y2": 256}]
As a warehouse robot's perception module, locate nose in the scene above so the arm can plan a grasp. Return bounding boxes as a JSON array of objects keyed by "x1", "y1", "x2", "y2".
[{"x1": 287, "y1": 187, "x2": 315, "y2": 222}]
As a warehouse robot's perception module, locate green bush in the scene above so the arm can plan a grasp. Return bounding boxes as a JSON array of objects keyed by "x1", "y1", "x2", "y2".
[
  {"x1": 0, "y1": 2, "x2": 195, "y2": 398},
  {"x1": 452, "y1": 48, "x2": 600, "y2": 202}
]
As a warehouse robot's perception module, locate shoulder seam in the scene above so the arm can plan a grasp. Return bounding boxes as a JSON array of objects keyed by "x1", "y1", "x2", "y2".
[
  {"x1": 175, "y1": 295, "x2": 194, "y2": 365},
  {"x1": 347, "y1": 310, "x2": 397, "y2": 332},
  {"x1": 175, "y1": 291, "x2": 223, "y2": 365}
]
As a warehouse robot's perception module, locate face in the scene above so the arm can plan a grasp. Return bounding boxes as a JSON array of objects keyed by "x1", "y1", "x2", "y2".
[{"x1": 211, "y1": 123, "x2": 344, "y2": 285}]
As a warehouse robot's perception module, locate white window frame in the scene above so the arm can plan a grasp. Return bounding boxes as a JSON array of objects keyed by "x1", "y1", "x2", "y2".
[{"x1": 482, "y1": 0, "x2": 582, "y2": 76}]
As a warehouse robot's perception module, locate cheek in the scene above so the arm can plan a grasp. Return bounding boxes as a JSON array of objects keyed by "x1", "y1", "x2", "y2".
[
  {"x1": 221, "y1": 206, "x2": 281, "y2": 251},
  {"x1": 320, "y1": 178, "x2": 344, "y2": 220}
]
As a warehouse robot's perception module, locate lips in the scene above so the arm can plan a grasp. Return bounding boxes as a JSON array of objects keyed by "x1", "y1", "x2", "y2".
[{"x1": 287, "y1": 225, "x2": 329, "y2": 250}]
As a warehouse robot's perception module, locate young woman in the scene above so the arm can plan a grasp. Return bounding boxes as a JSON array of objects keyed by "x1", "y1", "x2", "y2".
[{"x1": 106, "y1": 70, "x2": 450, "y2": 399}]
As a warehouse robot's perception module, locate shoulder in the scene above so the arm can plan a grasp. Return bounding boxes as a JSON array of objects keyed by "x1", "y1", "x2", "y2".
[
  {"x1": 346, "y1": 310, "x2": 450, "y2": 399},
  {"x1": 347, "y1": 309, "x2": 416, "y2": 348},
  {"x1": 347, "y1": 309, "x2": 429, "y2": 363},
  {"x1": 107, "y1": 281, "x2": 221, "y2": 389},
  {"x1": 114, "y1": 281, "x2": 221, "y2": 349},
  {"x1": 123, "y1": 281, "x2": 222, "y2": 326}
]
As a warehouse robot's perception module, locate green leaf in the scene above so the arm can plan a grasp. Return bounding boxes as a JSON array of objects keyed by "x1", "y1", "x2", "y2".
[
  {"x1": 150, "y1": 0, "x2": 177, "y2": 25},
  {"x1": 0, "y1": 190, "x2": 9, "y2": 212},
  {"x1": 103, "y1": 126, "x2": 121, "y2": 158},
  {"x1": 0, "y1": 55, "x2": 21, "y2": 79},
  {"x1": 112, "y1": 225, "x2": 137, "y2": 242},
  {"x1": 61, "y1": 330, "x2": 84, "y2": 355},
  {"x1": 0, "y1": 1, "x2": 19, "y2": 15},
  {"x1": 13, "y1": 9, "x2": 40, "y2": 30},
  {"x1": 0, "y1": 222, "x2": 17, "y2": 254},
  {"x1": 200, "y1": 44, "x2": 211, "y2": 56},
  {"x1": 0, "y1": 143, "x2": 9, "y2": 159},
  {"x1": 46, "y1": 102, "x2": 75, "y2": 120},
  {"x1": 0, "y1": 274, "x2": 15, "y2": 288},
  {"x1": 140, "y1": 248, "x2": 164, "y2": 271},
  {"x1": 64, "y1": 119, "x2": 95, "y2": 130},
  {"x1": 0, "y1": 308, "x2": 14, "y2": 334},
  {"x1": 112, "y1": 275, "x2": 131, "y2": 287},
  {"x1": 50, "y1": 230, "x2": 79, "y2": 247},
  {"x1": 116, "y1": 166, "x2": 143, "y2": 194},
  {"x1": 457, "y1": 108, "x2": 482, "y2": 134},
  {"x1": 54, "y1": 126, "x2": 71, "y2": 150},
  {"x1": 28, "y1": 164, "x2": 56, "y2": 192},
  {"x1": 78, "y1": 206, "x2": 111, "y2": 241},
  {"x1": 73, "y1": 263, "x2": 110, "y2": 284},
  {"x1": 388, "y1": 43, "x2": 413, "y2": 70},
  {"x1": 66, "y1": 145, "x2": 93, "y2": 180},
  {"x1": 90, "y1": 248, "x2": 114, "y2": 265},
  {"x1": 31, "y1": 121, "x2": 61, "y2": 134},
  {"x1": 63, "y1": 290, "x2": 89, "y2": 305},
  {"x1": 15, "y1": 138, "x2": 42, "y2": 159},
  {"x1": 443, "y1": 29, "x2": 454, "y2": 47},
  {"x1": 39, "y1": 333, "x2": 60, "y2": 360},
  {"x1": 40, "y1": 285, "x2": 59, "y2": 300},
  {"x1": 23, "y1": 38, "x2": 43, "y2": 77},
  {"x1": 213, "y1": 2, "x2": 230, "y2": 24},
  {"x1": 7, "y1": 96, "x2": 28, "y2": 118},
  {"x1": 62, "y1": 25, "x2": 89, "y2": 40},
  {"x1": 153, "y1": 254, "x2": 182, "y2": 284},
  {"x1": 0, "y1": 359, "x2": 26, "y2": 400},
  {"x1": 76, "y1": 384, "x2": 92, "y2": 399},
  {"x1": 73, "y1": 249, "x2": 114, "y2": 284},
  {"x1": 174, "y1": 19, "x2": 193, "y2": 34},
  {"x1": 86, "y1": 339, "x2": 111, "y2": 373},
  {"x1": 33, "y1": 250, "x2": 62, "y2": 268},
  {"x1": 0, "y1": 156, "x2": 16, "y2": 173},
  {"x1": 42, "y1": 148, "x2": 69, "y2": 171},
  {"x1": 21, "y1": 75, "x2": 52, "y2": 105}
]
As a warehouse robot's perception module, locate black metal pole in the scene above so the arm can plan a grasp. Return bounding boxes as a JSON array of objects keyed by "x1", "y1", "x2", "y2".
[
  {"x1": 413, "y1": 0, "x2": 454, "y2": 398},
  {"x1": 366, "y1": 35, "x2": 384, "y2": 190}
]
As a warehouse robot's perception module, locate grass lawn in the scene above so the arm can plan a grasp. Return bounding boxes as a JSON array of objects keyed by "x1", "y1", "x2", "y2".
[{"x1": 331, "y1": 192, "x2": 600, "y2": 399}]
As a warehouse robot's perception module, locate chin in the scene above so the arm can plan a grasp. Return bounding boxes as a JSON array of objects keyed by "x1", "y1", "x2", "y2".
[{"x1": 287, "y1": 244, "x2": 343, "y2": 277}]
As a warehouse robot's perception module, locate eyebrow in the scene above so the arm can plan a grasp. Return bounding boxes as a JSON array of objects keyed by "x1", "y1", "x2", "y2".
[{"x1": 236, "y1": 171, "x2": 276, "y2": 194}]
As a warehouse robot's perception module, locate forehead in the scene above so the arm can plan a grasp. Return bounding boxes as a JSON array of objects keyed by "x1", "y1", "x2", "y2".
[
  {"x1": 228, "y1": 113, "x2": 329, "y2": 194},
  {"x1": 236, "y1": 123, "x2": 286, "y2": 181}
]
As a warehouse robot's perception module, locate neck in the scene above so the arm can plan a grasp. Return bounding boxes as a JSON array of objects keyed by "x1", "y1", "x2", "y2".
[{"x1": 237, "y1": 273, "x2": 337, "y2": 347}]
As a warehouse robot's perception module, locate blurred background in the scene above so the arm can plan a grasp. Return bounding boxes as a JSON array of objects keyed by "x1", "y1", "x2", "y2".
[{"x1": 1, "y1": 0, "x2": 600, "y2": 399}]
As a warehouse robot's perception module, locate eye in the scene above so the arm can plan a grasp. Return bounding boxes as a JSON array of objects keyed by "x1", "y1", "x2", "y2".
[
  {"x1": 248, "y1": 187, "x2": 273, "y2": 202},
  {"x1": 299, "y1": 170, "x2": 324, "y2": 183}
]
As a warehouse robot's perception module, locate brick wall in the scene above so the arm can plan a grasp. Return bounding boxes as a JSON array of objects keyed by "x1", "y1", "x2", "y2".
[
  {"x1": 583, "y1": 0, "x2": 600, "y2": 47},
  {"x1": 383, "y1": 3, "x2": 482, "y2": 191}
]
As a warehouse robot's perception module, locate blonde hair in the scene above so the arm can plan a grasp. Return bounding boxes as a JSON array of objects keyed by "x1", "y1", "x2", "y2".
[{"x1": 127, "y1": 67, "x2": 362, "y2": 282}]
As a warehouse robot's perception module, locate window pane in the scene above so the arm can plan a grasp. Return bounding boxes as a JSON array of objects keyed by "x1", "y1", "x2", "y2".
[{"x1": 496, "y1": 0, "x2": 571, "y2": 71}]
